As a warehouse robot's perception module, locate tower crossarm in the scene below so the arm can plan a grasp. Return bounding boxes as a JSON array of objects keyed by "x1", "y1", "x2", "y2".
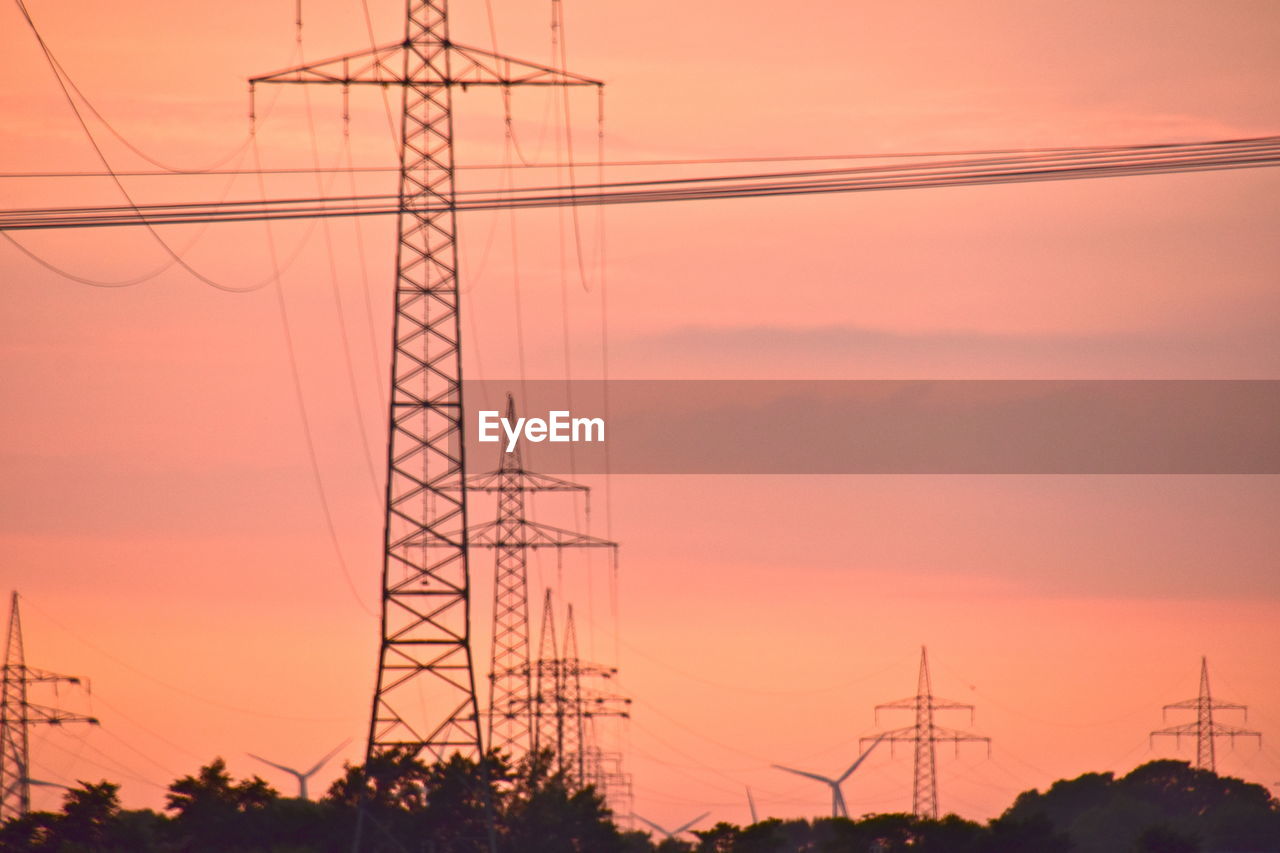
[
  {"x1": 1, "y1": 666, "x2": 82, "y2": 687},
  {"x1": 1151, "y1": 720, "x2": 1261, "y2": 741},
  {"x1": 859, "y1": 725, "x2": 918, "y2": 746},
  {"x1": 928, "y1": 698, "x2": 976, "y2": 714},
  {"x1": 1207, "y1": 722, "x2": 1261, "y2": 744},
  {"x1": 860, "y1": 725, "x2": 988, "y2": 747},
  {"x1": 580, "y1": 691, "x2": 631, "y2": 720},
  {"x1": 578, "y1": 659, "x2": 619, "y2": 674},
  {"x1": 250, "y1": 40, "x2": 602, "y2": 88},
  {"x1": 929, "y1": 725, "x2": 990, "y2": 742},
  {"x1": 873, "y1": 696, "x2": 975, "y2": 721},
  {"x1": 463, "y1": 469, "x2": 591, "y2": 494},
  {"x1": 467, "y1": 518, "x2": 617, "y2": 550},
  {"x1": 1163, "y1": 698, "x2": 1248, "y2": 715},
  {"x1": 534, "y1": 658, "x2": 618, "y2": 680},
  {"x1": 17, "y1": 702, "x2": 98, "y2": 728},
  {"x1": 930, "y1": 725, "x2": 992, "y2": 756},
  {"x1": 873, "y1": 698, "x2": 922, "y2": 712}
]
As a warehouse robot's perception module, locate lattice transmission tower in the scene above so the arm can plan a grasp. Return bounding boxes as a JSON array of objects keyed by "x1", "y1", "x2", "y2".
[
  {"x1": 566, "y1": 608, "x2": 633, "y2": 819},
  {"x1": 1150, "y1": 656, "x2": 1260, "y2": 773},
  {"x1": 250, "y1": 5, "x2": 601, "y2": 762},
  {"x1": 861, "y1": 646, "x2": 990, "y2": 819},
  {"x1": 0, "y1": 592, "x2": 99, "y2": 822},
  {"x1": 532, "y1": 591, "x2": 630, "y2": 797},
  {"x1": 465, "y1": 394, "x2": 617, "y2": 761}
]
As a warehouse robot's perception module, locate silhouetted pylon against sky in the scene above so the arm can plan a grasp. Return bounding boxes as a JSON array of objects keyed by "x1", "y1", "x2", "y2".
[
  {"x1": 1150, "y1": 656, "x2": 1260, "y2": 773},
  {"x1": 0, "y1": 592, "x2": 98, "y2": 822},
  {"x1": 861, "y1": 647, "x2": 990, "y2": 819}
]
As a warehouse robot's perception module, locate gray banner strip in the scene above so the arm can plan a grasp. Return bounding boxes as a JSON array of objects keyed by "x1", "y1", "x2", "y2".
[{"x1": 458, "y1": 380, "x2": 1280, "y2": 474}]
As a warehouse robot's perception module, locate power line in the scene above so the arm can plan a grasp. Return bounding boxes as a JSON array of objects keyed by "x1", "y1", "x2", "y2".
[
  {"x1": 9, "y1": 0, "x2": 295, "y2": 292},
  {"x1": 8, "y1": 136, "x2": 1279, "y2": 179},
  {"x1": 15, "y1": 135, "x2": 1280, "y2": 213},
  {"x1": 20, "y1": 597, "x2": 358, "y2": 723},
  {"x1": 4, "y1": 136, "x2": 1277, "y2": 232}
]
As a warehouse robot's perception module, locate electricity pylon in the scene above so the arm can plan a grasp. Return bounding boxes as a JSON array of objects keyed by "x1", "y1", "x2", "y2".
[
  {"x1": 1, "y1": 592, "x2": 99, "y2": 821},
  {"x1": 861, "y1": 647, "x2": 990, "y2": 819},
  {"x1": 1150, "y1": 656, "x2": 1260, "y2": 773},
  {"x1": 250, "y1": 4, "x2": 601, "y2": 763},
  {"x1": 564, "y1": 599, "x2": 632, "y2": 816},
  {"x1": 465, "y1": 394, "x2": 616, "y2": 762},
  {"x1": 532, "y1": 591, "x2": 629, "y2": 789},
  {"x1": 582, "y1": 741, "x2": 633, "y2": 820}
]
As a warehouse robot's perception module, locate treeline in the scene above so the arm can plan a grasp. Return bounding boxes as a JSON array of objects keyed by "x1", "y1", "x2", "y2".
[{"x1": 1, "y1": 755, "x2": 1277, "y2": 852}]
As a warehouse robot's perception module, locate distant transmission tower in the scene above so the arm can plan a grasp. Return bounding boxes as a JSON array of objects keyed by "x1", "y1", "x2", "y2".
[
  {"x1": 250, "y1": 6, "x2": 602, "y2": 762},
  {"x1": 1, "y1": 592, "x2": 99, "y2": 821},
  {"x1": 567, "y1": 611, "x2": 632, "y2": 817},
  {"x1": 1150, "y1": 656, "x2": 1260, "y2": 773},
  {"x1": 466, "y1": 394, "x2": 616, "y2": 761},
  {"x1": 861, "y1": 646, "x2": 990, "y2": 819},
  {"x1": 532, "y1": 591, "x2": 630, "y2": 794},
  {"x1": 583, "y1": 741, "x2": 634, "y2": 820}
]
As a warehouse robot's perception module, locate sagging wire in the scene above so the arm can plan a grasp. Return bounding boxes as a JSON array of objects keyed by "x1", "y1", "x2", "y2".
[
  {"x1": 298, "y1": 28, "x2": 384, "y2": 501},
  {"x1": 252, "y1": 128, "x2": 379, "y2": 619},
  {"x1": 10, "y1": 0, "x2": 288, "y2": 293}
]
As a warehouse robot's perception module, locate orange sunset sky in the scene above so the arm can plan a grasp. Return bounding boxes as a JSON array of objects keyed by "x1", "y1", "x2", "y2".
[{"x1": 2, "y1": 0, "x2": 1280, "y2": 830}]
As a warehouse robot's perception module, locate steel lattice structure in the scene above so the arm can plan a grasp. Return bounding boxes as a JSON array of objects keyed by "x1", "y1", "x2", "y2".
[
  {"x1": 0, "y1": 592, "x2": 98, "y2": 822},
  {"x1": 250, "y1": 4, "x2": 600, "y2": 762},
  {"x1": 532, "y1": 591, "x2": 630, "y2": 789},
  {"x1": 861, "y1": 647, "x2": 990, "y2": 819},
  {"x1": 464, "y1": 394, "x2": 615, "y2": 760},
  {"x1": 582, "y1": 742, "x2": 633, "y2": 820},
  {"x1": 1150, "y1": 656, "x2": 1260, "y2": 773}
]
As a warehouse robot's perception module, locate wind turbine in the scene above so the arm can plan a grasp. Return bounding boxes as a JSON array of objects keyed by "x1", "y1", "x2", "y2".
[
  {"x1": 633, "y1": 811, "x2": 710, "y2": 840},
  {"x1": 247, "y1": 739, "x2": 350, "y2": 800},
  {"x1": 772, "y1": 733, "x2": 885, "y2": 819}
]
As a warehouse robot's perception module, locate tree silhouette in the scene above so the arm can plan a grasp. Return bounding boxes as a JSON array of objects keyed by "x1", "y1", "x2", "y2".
[
  {"x1": 1, "y1": 756, "x2": 1275, "y2": 852},
  {"x1": 1000, "y1": 759, "x2": 1280, "y2": 852}
]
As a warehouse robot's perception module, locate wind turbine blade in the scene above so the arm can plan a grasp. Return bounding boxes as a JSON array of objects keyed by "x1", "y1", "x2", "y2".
[
  {"x1": 632, "y1": 814, "x2": 671, "y2": 837},
  {"x1": 24, "y1": 777, "x2": 68, "y2": 790},
  {"x1": 303, "y1": 738, "x2": 352, "y2": 777},
  {"x1": 837, "y1": 733, "x2": 886, "y2": 783},
  {"x1": 746, "y1": 786, "x2": 758, "y2": 824},
  {"x1": 247, "y1": 753, "x2": 302, "y2": 777},
  {"x1": 672, "y1": 812, "x2": 710, "y2": 835},
  {"x1": 772, "y1": 764, "x2": 836, "y2": 785}
]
